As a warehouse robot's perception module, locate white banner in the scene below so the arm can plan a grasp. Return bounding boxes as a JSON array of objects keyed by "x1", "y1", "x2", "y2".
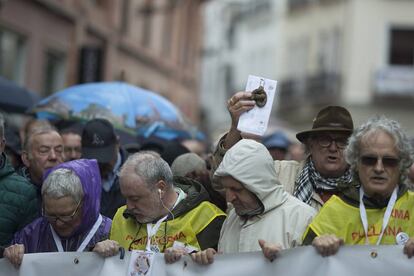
[{"x1": 1, "y1": 245, "x2": 414, "y2": 276}]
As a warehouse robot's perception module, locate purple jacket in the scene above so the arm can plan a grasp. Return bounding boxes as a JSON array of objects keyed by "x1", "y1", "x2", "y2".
[{"x1": 12, "y1": 159, "x2": 112, "y2": 253}]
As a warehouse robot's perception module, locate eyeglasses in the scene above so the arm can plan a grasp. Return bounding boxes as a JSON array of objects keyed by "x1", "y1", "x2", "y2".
[
  {"x1": 360, "y1": 155, "x2": 400, "y2": 168},
  {"x1": 314, "y1": 135, "x2": 348, "y2": 149},
  {"x1": 42, "y1": 200, "x2": 82, "y2": 224}
]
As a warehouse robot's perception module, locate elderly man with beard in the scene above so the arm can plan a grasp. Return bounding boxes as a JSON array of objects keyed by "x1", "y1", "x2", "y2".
[
  {"x1": 213, "y1": 92, "x2": 354, "y2": 210},
  {"x1": 109, "y1": 152, "x2": 226, "y2": 254},
  {"x1": 300, "y1": 116, "x2": 414, "y2": 258},
  {"x1": 164, "y1": 139, "x2": 316, "y2": 264}
]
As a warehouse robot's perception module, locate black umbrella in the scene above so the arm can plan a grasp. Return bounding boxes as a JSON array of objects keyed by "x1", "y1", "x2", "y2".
[{"x1": 0, "y1": 76, "x2": 40, "y2": 113}]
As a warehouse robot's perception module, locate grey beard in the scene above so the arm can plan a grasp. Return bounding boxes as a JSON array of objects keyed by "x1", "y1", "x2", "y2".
[{"x1": 237, "y1": 205, "x2": 263, "y2": 218}]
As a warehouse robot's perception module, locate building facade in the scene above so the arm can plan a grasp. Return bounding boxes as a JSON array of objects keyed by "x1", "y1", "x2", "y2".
[
  {"x1": 201, "y1": 0, "x2": 414, "y2": 137},
  {"x1": 277, "y1": 0, "x2": 414, "y2": 133},
  {"x1": 0, "y1": 0, "x2": 208, "y2": 122},
  {"x1": 200, "y1": 0, "x2": 286, "y2": 138}
]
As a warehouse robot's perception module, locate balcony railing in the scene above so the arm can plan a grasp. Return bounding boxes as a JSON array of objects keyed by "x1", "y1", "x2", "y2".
[
  {"x1": 288, "y1": 0, "x2": 343, "y2": 13},
  {"x1": 288, "y1": 0, "x2": 311, "y2": 12},
  {"x1": 277, "y1": 72, "x2": 341, "y2": 110},
  {"x1": 373, "y1": 66, "x2": 414, "y2": 96}
]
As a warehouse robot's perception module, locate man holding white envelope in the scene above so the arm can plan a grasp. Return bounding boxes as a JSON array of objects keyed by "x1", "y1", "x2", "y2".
[{"x1": 213, "y1": 75, "x2": 355, "y2": 211}]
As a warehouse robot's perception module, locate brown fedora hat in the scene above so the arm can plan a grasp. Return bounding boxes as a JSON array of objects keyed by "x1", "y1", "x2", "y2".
[{"x1": 296, "y1": 106, "x2": 354, "y2": 143}]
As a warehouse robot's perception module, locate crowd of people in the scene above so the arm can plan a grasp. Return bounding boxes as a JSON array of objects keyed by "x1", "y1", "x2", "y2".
[{"x1": 1, "y1": 88, "x2": 414, "y2": 270}]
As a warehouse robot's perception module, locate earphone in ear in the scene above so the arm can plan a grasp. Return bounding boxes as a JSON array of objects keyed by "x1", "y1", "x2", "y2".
[{"x1": 158, "y1": 189, "x2": 162, "y2": 196}]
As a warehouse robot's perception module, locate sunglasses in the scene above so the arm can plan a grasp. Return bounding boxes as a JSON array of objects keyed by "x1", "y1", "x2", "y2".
[{"x1": 360, "y1": 155, "x2": 400, "y2": 168}]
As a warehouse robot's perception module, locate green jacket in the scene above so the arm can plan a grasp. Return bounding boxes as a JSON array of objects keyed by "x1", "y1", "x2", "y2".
[{"x1": 0, "y1": 153, "x2": 39, "y2": 246}]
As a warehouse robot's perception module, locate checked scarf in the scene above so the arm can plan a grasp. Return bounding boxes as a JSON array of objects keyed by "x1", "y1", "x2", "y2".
[{"x1": 293, "y1": 157, "x2": 352, "y2": 204}]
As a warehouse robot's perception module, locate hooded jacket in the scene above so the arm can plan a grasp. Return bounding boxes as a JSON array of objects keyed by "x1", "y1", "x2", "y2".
[
  {"x1": 110, "y1": 176, "x2": 226, "y2": 252},
  {"x1": 213, "y1": 134, "x2": 326, "y2": 210},
  {"x1": 215, "y1": 139, "x2": 316, "y2": 253},
  {"x1": 12, "y1": 159, "x2": 112, "y2": 253},
  {"x1": 0, "y1": 153, "x2": 38, "y2": 246}
]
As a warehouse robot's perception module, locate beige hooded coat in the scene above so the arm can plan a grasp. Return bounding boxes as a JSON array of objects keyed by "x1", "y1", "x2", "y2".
[{"x1": 215, "y1": 139, "x2": 316, "y2": 253}]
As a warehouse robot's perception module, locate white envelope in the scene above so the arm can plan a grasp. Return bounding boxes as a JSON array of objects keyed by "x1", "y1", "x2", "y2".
[{"x1": 237, "y1": 75, "x2": 277, "y2": 136}]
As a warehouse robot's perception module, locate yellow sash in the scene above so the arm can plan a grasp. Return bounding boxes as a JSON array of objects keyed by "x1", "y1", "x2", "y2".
[
  {"x1": 110, "y1": 201, "x2": 225, "y2": 252},
  {"x1": 303, "y1": 192, "x2": 414, "y2": 245}
]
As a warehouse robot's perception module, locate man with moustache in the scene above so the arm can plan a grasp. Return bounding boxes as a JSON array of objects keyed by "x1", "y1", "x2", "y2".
[
  {"x1": 164, "y1": 139, "x2": 316, "y2": 264},
  {"x1": 214, "y1": 92, "x2": 354, "y2": 210},
  {"x1": 301, "y1": 116, "x2": 414, "y2": 258},
  {"x1": 110, "y1": 152, "x2": 226, "y2": 253}
]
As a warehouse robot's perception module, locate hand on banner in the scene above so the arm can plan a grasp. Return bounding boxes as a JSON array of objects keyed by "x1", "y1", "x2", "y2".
[
  {"x1": 190, "y1": 248, "x2": 217, "y2": 265},
  {"x1": 403, "y1": 237, "x2": 414, "y2": 258},
  {"x1": 4, "y1": 244, "x2": 25, "y2": 268},
  {"x1": 92, "y1": 240, "x2": 120, "y2": 257},
  {"x1": 258, "y1": 239, "x2": 283, "y2": 262},
  {"x1": 164, "y1": 247, "x2": 187, "y2": 264},
  {"x1": 312, "y1": 234, "x2": 344, "y2": 257}
]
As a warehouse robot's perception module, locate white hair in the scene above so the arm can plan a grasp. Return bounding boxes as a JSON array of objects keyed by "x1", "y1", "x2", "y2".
[
  {"x1": 120, "y1": 151, "x2": 174, "y2": 189},
  {"x1": 42, "y1": 168, "x2": 84, "y2": 203},
  {"x1": 345, "y1": 116, "x2": 414, "y2": 183}
]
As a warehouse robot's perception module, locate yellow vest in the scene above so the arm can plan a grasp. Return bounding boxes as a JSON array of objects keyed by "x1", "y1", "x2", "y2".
[
  {"x1": 110, "y1": 201, "x2": 226, "y2": 252},
  {"x1": 303, "y1": 192, "x2": 414, "y2": 245}
]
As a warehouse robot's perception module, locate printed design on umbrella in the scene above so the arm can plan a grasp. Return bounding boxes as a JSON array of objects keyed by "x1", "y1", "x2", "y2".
[{"x1": 30, "y1": 82, "x2": 198, "y2": 140}]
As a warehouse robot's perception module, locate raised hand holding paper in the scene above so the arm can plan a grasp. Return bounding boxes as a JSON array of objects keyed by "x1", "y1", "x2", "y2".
[{"x1": 237, "y1": 75, "x2": 277, "y2": 136}]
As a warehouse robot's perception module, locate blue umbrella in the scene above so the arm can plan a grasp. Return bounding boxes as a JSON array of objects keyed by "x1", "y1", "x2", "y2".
[{"x1": 30, "y1": 82, "x2": 201, "y2": 141}]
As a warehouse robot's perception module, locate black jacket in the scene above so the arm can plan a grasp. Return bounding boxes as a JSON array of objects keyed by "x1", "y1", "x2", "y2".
[{"x1": 100, "y1": 147, "x2": 128, "y2": 219}]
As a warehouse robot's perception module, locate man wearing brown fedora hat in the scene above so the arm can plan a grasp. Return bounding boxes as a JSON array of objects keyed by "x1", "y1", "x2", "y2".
[{"x1": 212, "y1": 91, "x2": 354, "y2": 210}]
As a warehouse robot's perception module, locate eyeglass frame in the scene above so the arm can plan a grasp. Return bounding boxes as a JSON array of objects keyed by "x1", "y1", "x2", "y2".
[
  {"x1": 312, "y1": 134, "x2": 349, "y2": 149},
  {"x1": 42, "y1": 199, "x2": 82, "y2": 224},
  {"x1": 359, "y1": 155, "x2": 400, "y2": 168}
]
